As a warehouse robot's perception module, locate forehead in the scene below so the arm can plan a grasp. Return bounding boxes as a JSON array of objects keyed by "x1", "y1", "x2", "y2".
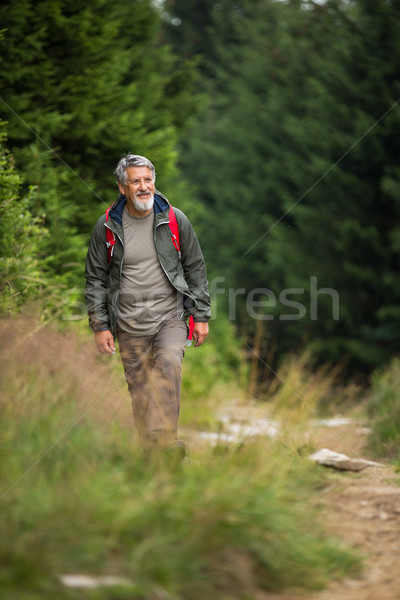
[{"x1": 125, "y1": 166, "x2": 153, "y2": 180}]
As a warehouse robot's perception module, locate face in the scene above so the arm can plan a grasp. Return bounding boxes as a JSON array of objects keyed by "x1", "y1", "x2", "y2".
[{"x1": 119, "y1": 166, "x2": 155, "y2": 216}]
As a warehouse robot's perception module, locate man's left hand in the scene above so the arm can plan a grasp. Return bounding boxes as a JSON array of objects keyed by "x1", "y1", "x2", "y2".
[{"x1": 193, "y1": 322, "x2": 209, "y2": 347}]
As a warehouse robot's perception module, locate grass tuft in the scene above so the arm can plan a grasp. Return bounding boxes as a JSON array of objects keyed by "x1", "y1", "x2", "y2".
[{"x1": 367, "y1": 357, "x2": 400, "y2": 461}]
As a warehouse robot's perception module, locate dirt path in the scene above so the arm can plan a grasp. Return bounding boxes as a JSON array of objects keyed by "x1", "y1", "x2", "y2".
[
  {"x1": 196, "y1": 405, "x2": 400, "y2": 600},
  {"x1": 308, "y1": 465, "x2": 400, "y2": 600},
  {"x1": 265, "y1": 418, "x2": 400, "y2": 600},
  {"x1": 307, "y1": 419, "x2": 400, "y2": 600}
]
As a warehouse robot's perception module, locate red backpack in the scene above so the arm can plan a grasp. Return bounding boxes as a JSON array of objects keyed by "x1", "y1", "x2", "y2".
[{"x1": 105, "y1": 203, "x2": 195, "y2": 345}]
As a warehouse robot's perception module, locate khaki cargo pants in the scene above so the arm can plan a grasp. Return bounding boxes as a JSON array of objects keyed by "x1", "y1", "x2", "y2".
[{"x1": 117, "y1": 317, "x2": 187, "y2": 449}]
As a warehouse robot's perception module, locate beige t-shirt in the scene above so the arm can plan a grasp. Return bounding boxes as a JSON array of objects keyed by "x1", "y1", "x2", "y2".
[{"x1": 117, "y1": 208, "x2": 183, "y2": 336}]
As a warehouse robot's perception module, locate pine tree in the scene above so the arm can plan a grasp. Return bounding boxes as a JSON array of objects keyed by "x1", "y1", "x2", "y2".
[
  {"x1": 0, "y1": 0, "x2": 201, "y2": 289},
  {"x1": 161, "y1": 0, "x2": 245, "y2": 75},
  {"x1": 175, "y1": 0, "x2": 400, "y2": 372},
  {"x1": 262, "y1": 0, "x2": 400, "y2": 369}
]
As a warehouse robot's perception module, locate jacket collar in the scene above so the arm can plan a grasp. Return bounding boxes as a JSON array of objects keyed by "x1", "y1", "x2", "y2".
[{"x1": 109, "y1": 192, "x2": 170, "y2": 226}]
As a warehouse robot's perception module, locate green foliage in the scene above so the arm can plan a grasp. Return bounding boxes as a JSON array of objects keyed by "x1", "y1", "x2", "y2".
[
  {"x1": 0, "y1": 123, "x2": 49, "y2": 310},
  {"x1": 367, "y1": 358, "x2": 400, "y2": 459},
  {"x1": 161, "y1": 0, "x2": 244, "y2": 77},
  {"x1": 171, "y1": 0, "x2": 400, "y2": 373},
  {"x1": 180, "y1": 313, "x2": 246, "y2": 429},
  {"x1": 0, "y1": 0, "x2": 202, "y2": 291},
  {"x1": 0, "y1": 316, "x2": 361, "y2": 600},
  {"x1": 0, "y1": 123, "x2": 86, "y2": 320}
]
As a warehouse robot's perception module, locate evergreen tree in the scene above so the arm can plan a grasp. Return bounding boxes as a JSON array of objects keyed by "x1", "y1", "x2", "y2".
[
  {"x1": 0, "y1": 122, "x2": 49, "y2": 312},
  {"x1": 176, "y1": 0, "x2": 400, "y2": 372},
  {"x1": 263, "y1": 0, "x2": 400, "y2": 369},
  {"x1": 0, "y1": 0, "x2": 201, "y2": 289},
  {"x1": 161, "y1": 0, "x2": 246, "y2": 76}
]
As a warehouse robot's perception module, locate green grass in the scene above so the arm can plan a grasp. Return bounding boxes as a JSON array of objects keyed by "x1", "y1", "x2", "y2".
[
  {"x1": 0, "y1": 316, "x2": 361, "y2": 599},
  {"x1": 179, "y1": 313, "x2": 247, "y2": 430},
  {"x1": 367, "y1": 357, "x2": 400, "y2": 462}
]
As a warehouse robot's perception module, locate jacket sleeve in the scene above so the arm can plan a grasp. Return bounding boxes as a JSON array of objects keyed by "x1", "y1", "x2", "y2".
[
  {"x1": 84, "y1": 218, "x2": 111, "y2": 332},
  {"x1": 175, "y1": 208, "x2": 211, "y2": 322}
]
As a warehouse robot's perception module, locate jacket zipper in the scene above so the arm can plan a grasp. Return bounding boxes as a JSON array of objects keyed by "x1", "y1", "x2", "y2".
[
  {"x1": 154, "y1": 220, "x2": 197, "y2": 315},
  {"x1": 105, "y1": 223, "x2": 124, "y2": 334}
]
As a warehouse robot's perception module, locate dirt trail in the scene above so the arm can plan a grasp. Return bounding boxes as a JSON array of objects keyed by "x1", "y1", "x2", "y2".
[
  {"x1": 267, "y1": 418, "x2": 400, "y2": 600},
  {"x1": 189, "y1": 405, "x2": 400, "y2": 600}
]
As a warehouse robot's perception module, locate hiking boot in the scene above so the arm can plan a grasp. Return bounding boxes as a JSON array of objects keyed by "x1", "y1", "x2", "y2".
[
  {"x1": 173, "y1": 440, "x2": 186, "y2": 458},
  {"x1": 166, "y1": 440, "x2": 186, "y2": 462}
]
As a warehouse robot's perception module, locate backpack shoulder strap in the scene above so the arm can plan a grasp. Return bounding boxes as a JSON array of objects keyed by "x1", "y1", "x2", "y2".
[
  {"x1": 168, "y1": 206, "x2": 181, "y2": 259},
  {"x1": 168, "y1": 206, "x2": 195, "y2": 344},
  {"x1": 105, "y1": 205, "x2": 116, "y2": 265}
]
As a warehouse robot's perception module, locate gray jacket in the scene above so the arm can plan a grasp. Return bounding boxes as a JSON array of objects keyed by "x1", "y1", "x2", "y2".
[{"x1": 84, "y1": 191, "x2": 211, "y2": 338}]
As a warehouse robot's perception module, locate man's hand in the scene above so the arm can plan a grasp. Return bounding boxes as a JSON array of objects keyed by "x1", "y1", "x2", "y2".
[
  {"x1": 94, "y1": 329, "x2": 115, "y2": 355},
  {"x1": 193, "y1": 322, "x2": 209, "y2": 347}
]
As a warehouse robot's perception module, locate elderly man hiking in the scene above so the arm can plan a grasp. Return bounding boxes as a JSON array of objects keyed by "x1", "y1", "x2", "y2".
[{"x1": 85, "y1": 154, "x2": 211, "y2": 458}]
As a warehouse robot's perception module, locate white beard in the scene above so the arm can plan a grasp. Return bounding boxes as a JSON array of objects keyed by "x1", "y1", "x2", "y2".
[{"x1": 133, "y1": 192, "x2": 154, "y2": 212}]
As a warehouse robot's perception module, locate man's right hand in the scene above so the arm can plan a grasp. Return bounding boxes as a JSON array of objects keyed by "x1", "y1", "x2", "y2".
[{"x1": 94, "y1": 330, "x2": 115, "y2": 355}]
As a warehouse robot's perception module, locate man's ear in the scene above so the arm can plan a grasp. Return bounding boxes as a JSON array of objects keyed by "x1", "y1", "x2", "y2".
[{"x1": 118, "y1": 183, "x2": 125, "y2": 195}]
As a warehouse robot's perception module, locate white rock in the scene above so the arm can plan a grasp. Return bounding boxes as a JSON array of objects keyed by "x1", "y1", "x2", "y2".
[
  {"x1": 309, "y1": 448, "x2": 383, "y2": 472},
  {"x1": 59, "y1": 574, "x2": 132, "y2": 589},
  {"x1": 314, "y1": 417, "x2": 355, "y2": 427},
  {"x1": 199, "y1": 416, "x2": 280, "y2": 445}
]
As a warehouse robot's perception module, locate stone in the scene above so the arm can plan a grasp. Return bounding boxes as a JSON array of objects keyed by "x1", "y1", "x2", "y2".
[
  {"x1": 59, "y1": 574, "x2": 132, "y2": 589},
  {"x1": 309, "y1": 448, "x2": 384, "y2": 472}
]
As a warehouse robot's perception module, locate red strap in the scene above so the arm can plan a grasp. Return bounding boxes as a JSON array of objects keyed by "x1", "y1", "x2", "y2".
[
  {"x1": 105, "y1": 205, "x2": 116, "y2": 264},
  {"x1": 169, "y1": 207, "x2": 196, "y2": 343},
  {"x1": 168, "y1": 206, "x2": 181, "y2": 257},
  {"x1": 187, "y1": 315, "x2": 195, "y2": 341}
]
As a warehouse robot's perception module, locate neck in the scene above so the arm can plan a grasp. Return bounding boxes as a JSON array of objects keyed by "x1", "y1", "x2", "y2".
[{"x1": 126, "y1": 204, "x2": 153, "y2": 218}]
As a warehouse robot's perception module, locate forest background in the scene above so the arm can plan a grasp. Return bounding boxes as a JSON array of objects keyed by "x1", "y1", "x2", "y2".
[
  {"x1": 1, "y1": 1, "x2": 400, "y2": 598},
  {"x1": 1, "y1": 0, "x2": 400, "y2": 379}
]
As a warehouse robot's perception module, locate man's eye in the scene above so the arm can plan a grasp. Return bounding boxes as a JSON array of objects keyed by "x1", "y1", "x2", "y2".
[{"x1": 145, "y1": 178, "x2": 152, "y2": 182}]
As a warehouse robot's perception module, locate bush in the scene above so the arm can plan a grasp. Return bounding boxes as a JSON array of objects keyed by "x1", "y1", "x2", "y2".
[{"x1": 0, "y1": 124, "x2": 50, "y2": 312}]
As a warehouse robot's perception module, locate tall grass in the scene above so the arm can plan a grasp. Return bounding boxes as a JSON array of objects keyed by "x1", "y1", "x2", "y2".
[
  {"x1": 179, "y1": 313, "x2": 246, "y2": 430},
  {"x1": 0, "y1": 316, "x2": 361, "y2": 599},
  {"x1": 367, "y1": 357, "x2": 400, "y2": 460}
]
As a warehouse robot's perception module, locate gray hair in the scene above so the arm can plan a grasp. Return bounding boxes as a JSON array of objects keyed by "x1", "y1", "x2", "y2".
[{"x1": 115, "y1": 154, "x2": 156, "y2": 185}]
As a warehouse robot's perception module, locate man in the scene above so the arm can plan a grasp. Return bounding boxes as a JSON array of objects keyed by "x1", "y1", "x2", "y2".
[{"x1": 85, "y1": 154, "x2": 210, "y2": 457}]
